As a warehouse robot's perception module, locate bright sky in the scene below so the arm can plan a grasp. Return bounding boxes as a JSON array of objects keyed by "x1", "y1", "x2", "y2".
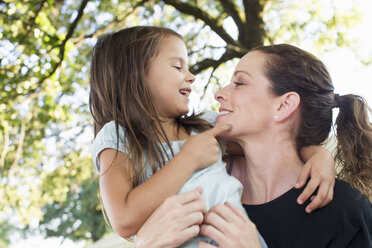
[
  {"x1": 321, "y1": 0, "x2": 372, "y2": 104},
  {"x1": 9, "y1": 1, "x2": 372, "y2": 247}
]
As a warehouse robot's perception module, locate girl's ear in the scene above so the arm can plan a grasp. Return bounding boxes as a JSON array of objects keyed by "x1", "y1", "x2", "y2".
[{"x1": 273, "y1": 92, "x2": 300, "y2": 122}]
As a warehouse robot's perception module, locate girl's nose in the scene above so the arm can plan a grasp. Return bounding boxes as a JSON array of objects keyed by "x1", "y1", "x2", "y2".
[{"x1": 186, "y1": 71, "x2": 196, "y2": 84}]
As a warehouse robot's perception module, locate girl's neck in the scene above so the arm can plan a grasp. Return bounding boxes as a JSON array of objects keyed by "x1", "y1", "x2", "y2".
[
  {"x1": 157, "y1": 118, "x2": 189, "y2": 142},
  {"x1": 238, "y1": 136, "x2": 303, "y2": 205}
]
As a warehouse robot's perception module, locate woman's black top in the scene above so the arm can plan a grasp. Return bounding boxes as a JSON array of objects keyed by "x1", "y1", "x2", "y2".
[{"x1": 243, "y1": 179, "x2": 372, "y2": 248}]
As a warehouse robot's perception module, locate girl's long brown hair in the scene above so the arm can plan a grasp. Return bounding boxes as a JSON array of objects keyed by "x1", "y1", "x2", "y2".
[
  {"x1": 253, "y1": 44, "x2": 372, "y2": 199},
  {"x1": 89, "y1": 26, "x2": 211, "y2": 186}
]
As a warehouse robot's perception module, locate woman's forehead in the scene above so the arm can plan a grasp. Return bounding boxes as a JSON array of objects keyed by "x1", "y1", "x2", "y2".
[{"x1": 235, "y1": 51, "x2": 265, "y2": 74}]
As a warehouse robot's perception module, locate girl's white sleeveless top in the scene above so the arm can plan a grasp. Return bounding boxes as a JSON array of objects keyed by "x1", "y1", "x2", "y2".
[{"x1": 90, "y1": 111, "x2": 267, "y2": 248}]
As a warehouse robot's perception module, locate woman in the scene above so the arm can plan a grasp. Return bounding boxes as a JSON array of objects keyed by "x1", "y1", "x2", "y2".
[{"x1": 135, "y1": 44, "x2": 372, "y2": 248}]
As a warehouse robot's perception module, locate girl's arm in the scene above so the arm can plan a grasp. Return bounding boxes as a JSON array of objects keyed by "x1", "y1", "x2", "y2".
[
  {"x1": 99, "y1": 148, "x2": 194, "y2": 238},
  {"x1": 297, "y1": 145, "x2": 335, "y2": 213},
  {"x1": 100, "y1": 124, "x2": 231, "y2": 238}
]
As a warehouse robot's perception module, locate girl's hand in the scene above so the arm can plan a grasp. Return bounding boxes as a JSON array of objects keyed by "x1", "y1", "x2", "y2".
[
  {"x1": 297, "y1": 146, "x2": 336, "y2": 213},
  {"x1": 135, "y1": 188, "x2": 206, "y2": 248},
  {"x1": 180, "y1": 124, "x2": 232, "y2": 170},
  {"x1": 199, "y1": 202, "x2": 261, "y2": 248}
]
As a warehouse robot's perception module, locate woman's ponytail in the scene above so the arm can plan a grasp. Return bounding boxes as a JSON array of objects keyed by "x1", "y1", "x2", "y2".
[{"x1": 334, "y1": 94, "x2": 372, "y2": 200}]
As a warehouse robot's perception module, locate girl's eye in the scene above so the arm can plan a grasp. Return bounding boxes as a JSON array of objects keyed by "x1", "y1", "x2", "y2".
[{"x1": 174, "y1": 66, "x2": 182, "y2": 71}]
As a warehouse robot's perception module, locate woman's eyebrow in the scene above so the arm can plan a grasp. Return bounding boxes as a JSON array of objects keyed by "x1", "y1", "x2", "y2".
[{"x1": 234, "y1": 70, "x2": 252, "y2": 78}]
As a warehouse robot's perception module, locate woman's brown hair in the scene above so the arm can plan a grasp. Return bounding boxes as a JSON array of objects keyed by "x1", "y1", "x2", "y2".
[
  {"x1": 89, "y1": 26, "x2": 211, "y2": 186},
  {"x1": 252, "y1": 44, "x2": 372, "y2": 199}
]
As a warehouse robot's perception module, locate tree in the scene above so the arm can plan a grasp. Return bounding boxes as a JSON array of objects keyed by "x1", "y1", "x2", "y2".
[
  {"x1": 37, "y1": 176, "x2": 107, "y2": 242},
  {"x1": 0, "y1": 0, "x2": 368, "y2": 245}
]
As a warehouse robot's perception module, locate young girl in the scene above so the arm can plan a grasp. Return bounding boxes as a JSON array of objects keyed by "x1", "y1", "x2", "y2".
[{"x1": 89, "y1": 26, "x2": 334, "y2": 247}]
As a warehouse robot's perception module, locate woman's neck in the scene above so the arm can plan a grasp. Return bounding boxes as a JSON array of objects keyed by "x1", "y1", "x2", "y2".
[{"x1": 238, "y1": 137, "x2": 303, "y2": 205}]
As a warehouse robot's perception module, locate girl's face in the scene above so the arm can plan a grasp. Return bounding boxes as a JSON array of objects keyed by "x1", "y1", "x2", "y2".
[
  {"x1": 214, "y1": 51, "x2": 278, "y2": 141},
  {"x1": 146, "y1": 35, "x2": 195, "y2": 120}
]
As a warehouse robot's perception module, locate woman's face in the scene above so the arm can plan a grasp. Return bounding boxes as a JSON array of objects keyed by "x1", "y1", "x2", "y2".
[{"x1": 215, "y1": 51, "x2": 278, "y2": 141}]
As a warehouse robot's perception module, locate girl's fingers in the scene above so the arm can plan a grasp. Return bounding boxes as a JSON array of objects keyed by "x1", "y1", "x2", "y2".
[
  {"x1": 304, "y1": 180, "x2": 330, "y2": 213},
  {"x1": 207, "y1": 123, "x2": 232, "y2": 137},
  {"x1": 295, "y1": 163, "x2": 311, "y2": 189},
  {"x1": 297, "y1": 176, "x2": 320, "y2": 205},
  {"x1": 312, "y1": 181, "x2": 334, "y2": 209},
  {"x1": 322, "y1": 183, "x2": 334, "y2": 207}
]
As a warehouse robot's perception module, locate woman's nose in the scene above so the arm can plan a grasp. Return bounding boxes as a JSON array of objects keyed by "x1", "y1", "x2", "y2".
[{"x1": 214, "y1": 88, "x2": 226, "y2": 102}]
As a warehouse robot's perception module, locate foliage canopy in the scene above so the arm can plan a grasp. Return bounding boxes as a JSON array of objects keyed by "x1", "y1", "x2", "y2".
[{"x1": 0, "y1": 0, "x2": 368, "y2": 245}]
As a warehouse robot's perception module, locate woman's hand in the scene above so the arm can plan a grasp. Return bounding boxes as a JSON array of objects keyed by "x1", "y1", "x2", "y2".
[
  {"x1": 135, "y1": 187, "x2": 206, "y2": 248},
  {"x1": 199, "y1": 202, "x2": 261, "y2": 248},
  {"x1": 297, "y1": 146, "x2": 336, "y2": 213}
]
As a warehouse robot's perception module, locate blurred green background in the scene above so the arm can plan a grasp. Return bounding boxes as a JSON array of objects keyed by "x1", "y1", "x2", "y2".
[{"x1": 1, "y1": 0, "x2": 371, "y2": 247}]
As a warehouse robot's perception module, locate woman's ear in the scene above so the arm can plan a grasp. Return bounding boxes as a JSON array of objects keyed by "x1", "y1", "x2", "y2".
[{"x1": 273, "y1": 92, "x2": 300, "y2": 122}]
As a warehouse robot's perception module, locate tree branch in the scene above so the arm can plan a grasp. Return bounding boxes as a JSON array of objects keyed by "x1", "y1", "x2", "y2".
[
  {"x1": 216, "y1": 0, "x2": 245, "y2": 34},
  {"x1": 161, "y1": 0, "x2": 237, "y2": 45},
  {"x1": 11, "y1": 118, "x2": 25, "y2": 169},
  {"x1": 0, "y1": 125, "x2": 9, "y2": 168},
  {"x1": 1, "y1": 92, "x2": 40, "y2": 169},
  {"x1": 71, "y1": 0, "x2": 148, "y2": 46},
  {"x1": 26, "y1": 0, "x2": 90, "y2": 97},
  {"x1": 70, "y1": 17, "x2": 124, "y2": 46},
  {"x1": 190, "y1": 47, "x2": 245, "y2": 74},
  {"x1": 18, "y1": 0, "x2": 47, "y2": 45},
  {"x1": 200, "y1": 66, "x2": 218, "y2": 100},
  {"x1": 240, "y1": 0, "x2": 265, "y2": 47},
  {"x1": 188, "y1": 45, "x2": 226, "y2": 56}
]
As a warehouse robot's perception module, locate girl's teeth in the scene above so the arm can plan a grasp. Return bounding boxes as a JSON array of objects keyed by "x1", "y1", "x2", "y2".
[{"x1": 220, "y1": 111, "x2": 230, "y2": 114}]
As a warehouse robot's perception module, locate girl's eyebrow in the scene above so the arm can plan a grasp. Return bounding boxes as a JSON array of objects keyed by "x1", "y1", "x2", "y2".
[
  {"x1": 169, "y1": 57, "x2": 191, "y2": 69},
  {"x1": 169, "y1": 57, "x2": 185, "y2": 63}
]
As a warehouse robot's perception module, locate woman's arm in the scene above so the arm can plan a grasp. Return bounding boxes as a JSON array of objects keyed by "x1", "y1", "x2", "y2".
[
  {"x1": 297, "y1": 145, "x2": 336, "y2": 213},
  {"x1": 199, "y1": 202, "x2": 262, "y2": 248},
  {"x1": 135, "y1": 188, "x2": 206, "y2": 248},
  {"x1": 99, "y1": 124, "x2": 231, "y2": 238}
]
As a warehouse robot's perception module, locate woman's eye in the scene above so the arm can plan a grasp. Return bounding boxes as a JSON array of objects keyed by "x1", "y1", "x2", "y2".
[
  {"x1": 234, "y1": 81, "x2": 244, "y2": 86},
  {"x1": 174, "y1": 66, "x2": 182, "y2": 71}
]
